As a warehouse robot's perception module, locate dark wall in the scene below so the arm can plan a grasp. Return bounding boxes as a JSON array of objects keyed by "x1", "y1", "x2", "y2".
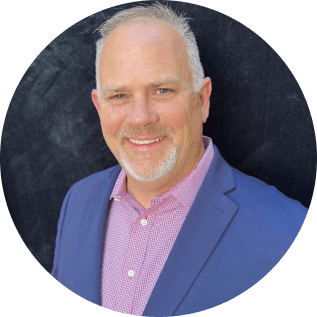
[{"x1": 1, "y1": 1, "x2": 316, "y2": 273}]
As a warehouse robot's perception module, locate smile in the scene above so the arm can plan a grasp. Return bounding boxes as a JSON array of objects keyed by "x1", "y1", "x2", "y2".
[
  {"x1": 128, "y1": 137, "x2": 164, "y2": 145},
  {"x1": 126, "y1": 136, "x2": 167, "y2": 150}
]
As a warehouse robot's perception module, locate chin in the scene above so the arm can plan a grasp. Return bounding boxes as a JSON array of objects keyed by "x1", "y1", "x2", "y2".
[{"x1": 120, "y1": 147, "x2": 178, "y2": 182}]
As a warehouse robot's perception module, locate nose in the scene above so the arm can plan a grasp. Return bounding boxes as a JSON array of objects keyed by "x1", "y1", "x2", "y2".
[{"x1": 127, "y1": 94, "x2": 158, "y2": 127}]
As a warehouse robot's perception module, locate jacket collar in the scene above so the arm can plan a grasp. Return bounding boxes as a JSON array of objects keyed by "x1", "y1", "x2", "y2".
[{"x1": 77, "y1": 165, "x2": 121, "y2": 304}]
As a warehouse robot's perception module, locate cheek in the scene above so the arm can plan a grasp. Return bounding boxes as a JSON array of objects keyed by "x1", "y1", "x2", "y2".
[
  {"x1": 172, "y1": 113, "x2": 186, "y2": 130},
  {"x1": 100, "y1": 108, "x2": 124, "y2": 137},
  {"x1": 168, "y1": 98, "x2": 200, "y2": 145},
  {"x1": 161, "y1": 101, "x2": 187, "y2": 132}
]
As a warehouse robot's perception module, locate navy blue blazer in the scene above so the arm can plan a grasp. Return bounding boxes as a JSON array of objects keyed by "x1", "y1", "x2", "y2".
[{"x1": 51, "y1": 145, "x2": 307, "y2": 316}]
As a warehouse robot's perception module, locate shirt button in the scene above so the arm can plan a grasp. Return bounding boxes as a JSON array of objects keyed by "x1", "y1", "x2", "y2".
[
  {"x1": 128, "y1": 270, "x2": 134, "y2": 277},
  {"x1": 140, "y1": 219, "x2": 148, "y2": 226}
]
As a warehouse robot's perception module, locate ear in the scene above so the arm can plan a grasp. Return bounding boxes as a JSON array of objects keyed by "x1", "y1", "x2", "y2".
[
  {"x1": 91, "y1": 89, "x2": 101, "y2": 115},
  {"x1": 199, "y1": 77, "x2": 212, "y2": 123}
]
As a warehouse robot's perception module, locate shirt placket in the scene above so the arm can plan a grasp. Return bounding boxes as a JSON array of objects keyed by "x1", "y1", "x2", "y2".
[{"x1": 113, "y1": 204, "x2": 154, "y2": 315}]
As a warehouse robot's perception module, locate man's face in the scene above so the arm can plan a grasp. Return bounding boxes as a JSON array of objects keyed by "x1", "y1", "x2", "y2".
[{"x1": 92, "y1": 19, "x2": 210, "y2": 183}]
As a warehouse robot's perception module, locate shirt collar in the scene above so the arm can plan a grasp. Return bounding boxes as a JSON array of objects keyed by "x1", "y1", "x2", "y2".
[{"x1": 110, "y1": 136, "x2": 214, "y2": 209}]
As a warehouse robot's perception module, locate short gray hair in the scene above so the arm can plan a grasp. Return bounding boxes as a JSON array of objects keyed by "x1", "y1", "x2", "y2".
[{"x1": 95, "y1": 2, "x2": 205, "y2": 99}]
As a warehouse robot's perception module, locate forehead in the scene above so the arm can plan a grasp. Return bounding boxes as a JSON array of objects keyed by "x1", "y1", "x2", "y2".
[
  {"x1": 98, "y1": 18, "x2": 192, "y2": 89},
  {"x1": 103, "y1": 18, "x2": 187, "y2": 58}
]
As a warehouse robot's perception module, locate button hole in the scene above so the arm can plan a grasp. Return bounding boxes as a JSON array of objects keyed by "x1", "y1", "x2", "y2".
[{"x1": 213, "y1": 205, "x2": 224, "y2": 213}]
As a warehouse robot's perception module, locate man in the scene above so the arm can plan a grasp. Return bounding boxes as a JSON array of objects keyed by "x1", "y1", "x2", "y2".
[{"x1": 51, "y1": 3, "x2": 307, "y2": 316}]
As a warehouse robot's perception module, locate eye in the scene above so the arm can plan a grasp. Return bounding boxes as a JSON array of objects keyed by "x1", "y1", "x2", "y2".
[
  {"x1": 115, "y1": 94, "x2": 126, "y2": 99},
  {"x1": 156, "y1": 88, "x2": 170, "y2": 94}
]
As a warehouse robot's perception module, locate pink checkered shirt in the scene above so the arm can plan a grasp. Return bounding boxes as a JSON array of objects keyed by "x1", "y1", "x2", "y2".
[{"x1": 101, "y1": 136, "x2": 214, "y2": 315}]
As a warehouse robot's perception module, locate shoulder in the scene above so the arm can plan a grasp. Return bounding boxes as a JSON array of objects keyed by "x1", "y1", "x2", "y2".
[
  {"x1": 232, "y1": 168, "x2": 306, "y2": 210},
  {"x1": 223, "y1": 168, "x2": 308, "y2": 257},
  {"x1": 68, "y1": 164, "x2": 122, "y2": 197},
  {"x1": 229, "y1": 168, "x2": 307, "y2": 237}
]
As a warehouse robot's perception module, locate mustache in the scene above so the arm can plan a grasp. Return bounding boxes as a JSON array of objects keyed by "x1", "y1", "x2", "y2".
[{"x1": 118, "y1": 126, "x2": 174, "y2": 138}]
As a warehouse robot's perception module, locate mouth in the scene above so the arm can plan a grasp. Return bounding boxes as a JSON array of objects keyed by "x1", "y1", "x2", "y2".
[{"x1": 126, "y1": 136, "x2": 166, "y2": 149}]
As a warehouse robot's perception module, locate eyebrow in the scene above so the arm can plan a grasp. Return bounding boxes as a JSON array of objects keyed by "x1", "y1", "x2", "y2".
[{"x1": 101, "y1": 76, "x2": 185, "y2": 96}]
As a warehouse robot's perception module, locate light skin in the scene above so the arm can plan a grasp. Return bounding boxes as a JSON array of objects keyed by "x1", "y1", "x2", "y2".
[{"x1": 92, "y1": 18, "x2": 212, "y2": 209}]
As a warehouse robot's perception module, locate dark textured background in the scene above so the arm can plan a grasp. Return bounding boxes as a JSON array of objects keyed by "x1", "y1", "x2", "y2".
[{"x1": 1, "y1": 1, "x2": 316, "y2": 273}]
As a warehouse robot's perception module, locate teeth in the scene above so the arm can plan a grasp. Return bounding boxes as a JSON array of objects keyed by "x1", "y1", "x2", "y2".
[{"x1": 129, "y1": 137, "x2": 164, "y2": 145}]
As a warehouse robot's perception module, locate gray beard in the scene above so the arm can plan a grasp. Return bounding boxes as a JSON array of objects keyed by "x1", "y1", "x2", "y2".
[{"x1": 120, "y1": 145, "x2": 178, "y2": 182}]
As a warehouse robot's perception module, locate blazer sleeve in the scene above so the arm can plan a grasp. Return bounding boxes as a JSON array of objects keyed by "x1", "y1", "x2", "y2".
[{"x1": 51, "y1": 186, "x2": 74, "y2": 279}]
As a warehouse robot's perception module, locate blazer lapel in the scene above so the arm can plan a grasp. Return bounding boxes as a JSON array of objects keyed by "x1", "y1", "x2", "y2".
[
  {"x1": 143, "y1": 146, "x2": 239, "y2": 317},
  {"x1": 77, "y1": 166, "x2": 121, "y2": 304}
]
